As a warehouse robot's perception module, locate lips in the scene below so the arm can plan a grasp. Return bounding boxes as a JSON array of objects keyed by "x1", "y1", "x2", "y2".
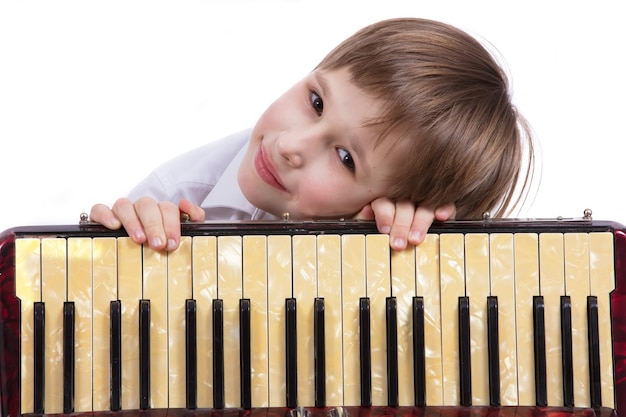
[{"x1": 254, "y1": 144, "x2": 287, "y2": 192}]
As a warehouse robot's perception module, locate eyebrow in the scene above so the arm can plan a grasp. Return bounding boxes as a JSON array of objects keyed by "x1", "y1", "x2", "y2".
[{"x1": 313, "y1": 71, "x2": 330, "y2": 100}]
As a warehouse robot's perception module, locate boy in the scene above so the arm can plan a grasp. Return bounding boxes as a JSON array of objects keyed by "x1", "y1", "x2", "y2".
[{"x1": 90, "y1": 18, "x2": 534, "y2": 251}]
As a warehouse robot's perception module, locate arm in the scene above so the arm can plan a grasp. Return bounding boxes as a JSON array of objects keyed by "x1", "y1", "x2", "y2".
[{"x1": 89, "y1": 131, "x2": 255, "y2": 251}]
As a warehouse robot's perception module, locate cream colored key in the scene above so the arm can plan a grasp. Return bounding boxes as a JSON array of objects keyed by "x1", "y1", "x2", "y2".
[
  {"x1": 242, "y1": 235, "x2": 269, "y2": 407},
  {"x1": 539, "y1": 233, "x2": 564, "y2": 405},
  {"x1": 416, "y1": 233, "x2": 443, "y2": 405},
  {"x1": 439, "y1": 233, "x2": 464, "y2": 405},
  {"x1": 365, "y1": 234, "x2": 390, "y2": 405},
  {"x1": 217, "y1": 235, "x2": 242, "y2": 408},
  {"x1": 464, "y1": 233, "x2": 489, "y2": 405},
  {"x1": 563, "y1": 233, "x2": 591, "y2": 406},
  {"x1": 341, "y1": 234, "x2": 366, "y2": 406},
  {"x1": 168, "y1": 236, "x2": 192, "y2": 407},
  {"x1": 117, "y1": 237, "x2": 142, "y2": 410},
  {"x1": 92, "y1": 238, "x2": 118, "y2": 411},
  {"x1": 142, "y1": 245, "x2": 168, "y2": 408},
  {"x1": 66, "y1": 238, "x2": 93, "y2": 412},
  {"x1": 589, "y1": 232, "x2": 615, "y2": 408},
  {"x1": 292, "y1": 235, "x2": 316, "y2": 406},
  {"x1": 15, "y1": 238, "x2": 41, "y2": 414},
  {"x1": 489, "y1": 233, "x2": 517, "y2": 405},
  {"x1": 390, "y1": 244, "x2": 416, "y2": 406},
  {"x1": 317, "y1": 234, "x2": 343, "y2": 405},
  {"x1": 267, "y1": 235, "x2": 292, "y2": 406},
  {"x1": 41, "y1": 238, "x2": 66, "y2": 414},
  {"x1": 192, "y1": 236, "x2": 217, "y2": 407},
  {"x1": 513, "y1": 233, "x2": 539, "y2": 405}
]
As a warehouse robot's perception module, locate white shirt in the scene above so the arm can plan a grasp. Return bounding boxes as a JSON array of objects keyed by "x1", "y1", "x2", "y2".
[{"x1": 127, "y1": 129, "x2": 277, "y2": 221}]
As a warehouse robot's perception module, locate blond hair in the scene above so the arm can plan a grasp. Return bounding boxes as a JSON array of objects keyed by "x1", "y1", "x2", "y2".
[{"x1": 317, "y1": 18, "x2": 535, "y2": 219}]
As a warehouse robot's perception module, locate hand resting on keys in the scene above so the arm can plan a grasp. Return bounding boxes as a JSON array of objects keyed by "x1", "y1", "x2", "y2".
[
  {"x1": 89, "y1": 197, "x2": 456, "y2": 252},
  {"x1": 352, "y1": 199, "x2": 456, "y2": 249},
  {"x1": 90, "y1": 197, "x2": 205, "y2": 252}
]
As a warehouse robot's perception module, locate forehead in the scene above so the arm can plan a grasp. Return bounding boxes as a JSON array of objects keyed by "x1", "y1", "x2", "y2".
[
  {"x1": 312, "y1": 67, "x2": 406, "y2": 147},
  {"x1": 312, "y1": 68, "x2": 386, "y2": 126}
]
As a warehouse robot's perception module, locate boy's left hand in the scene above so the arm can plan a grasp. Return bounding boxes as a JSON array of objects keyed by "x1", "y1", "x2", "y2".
[{"x1": 354, "y1": 198, "x2": 456, "y2": 250}]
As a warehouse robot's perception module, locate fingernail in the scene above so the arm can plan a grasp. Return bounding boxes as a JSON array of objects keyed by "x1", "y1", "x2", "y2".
[
  {"x1": 380, "y1": 226, "x2": 391, "y2": 234},
  {"x1": 134, "y1": 230, "x2": 146, "y2": 242},
  {"x1": 410, "y1": 231, "x2": 422, "y2": 243},
  {"x1": 394, "y1": 238, "x2": 405, "y2": 249},
  {"x1": 167, "y1": 239, "x2": 177, "y2": 251},
  {"x1": 150, "y1": 237, "x2": 163, "y2": 248}
]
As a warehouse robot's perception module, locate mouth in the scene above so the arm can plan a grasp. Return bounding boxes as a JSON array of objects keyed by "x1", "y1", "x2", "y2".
[{"x1": 254, "y1": 144, "x2": 287, "y2": 192}]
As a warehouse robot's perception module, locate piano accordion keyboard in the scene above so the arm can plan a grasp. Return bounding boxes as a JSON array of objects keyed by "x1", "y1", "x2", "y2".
[{"x1": 12, "y1": 229, "x2": 616, "y2": 413}]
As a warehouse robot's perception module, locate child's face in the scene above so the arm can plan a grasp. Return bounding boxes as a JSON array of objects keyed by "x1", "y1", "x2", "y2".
[{"x1": 238, "y1": 67, "x2": 403, "y2": 219}]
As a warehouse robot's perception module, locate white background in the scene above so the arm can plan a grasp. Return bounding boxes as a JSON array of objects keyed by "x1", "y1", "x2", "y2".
[{"x1": 1, "y1": 0, "x2": 625, "y2": 234}]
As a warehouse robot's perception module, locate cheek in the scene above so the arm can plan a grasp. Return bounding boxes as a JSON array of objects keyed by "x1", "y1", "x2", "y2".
[
  {"x1": 255, "y1": 93, "x2": 298, "y2": 132},
  {"x1": 253, "y1": 106, "x2": 279, "y2": 134},
  {"x1": 296, "y1": 175, "x2": 368, "y2": 216},
  {"x1": 299, "y1": 179, "x2": 331, "y2": 203}
]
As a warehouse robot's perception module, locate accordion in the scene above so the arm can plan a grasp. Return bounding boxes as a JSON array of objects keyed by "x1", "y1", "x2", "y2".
[{"x1": 0, "y1": 218, "x2": 624, "y2": 417}]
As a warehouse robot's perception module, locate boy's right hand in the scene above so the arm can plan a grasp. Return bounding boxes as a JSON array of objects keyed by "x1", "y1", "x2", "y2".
[{"x1": 89, "y1": 197, "x2": 205, "y2": 251}]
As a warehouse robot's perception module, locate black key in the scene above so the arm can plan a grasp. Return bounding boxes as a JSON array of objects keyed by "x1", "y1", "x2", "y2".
[
  {"x1": 587, "y1": 296, "x2": 602, "y2": 408},
  {"x1": 386, "y1": 297, "x2": 398, "y2": 407},
  {"x1": 285, "y1": 298, "x2": 298, "y2": 408},
  {"x1": 240, "y1": 299, "x2": 251, "y2": 409},
  {"x1": 139, "y1": 299, "x2": 151, "y2": 409},
  {"x1": 561, "y1": 296, "x2": 574, "y2": 407},
  {"x1": 458, "y1": 296, "x2": 471, "y2": 406},
  {"x1": 487, "y1": 296, "x2": 500, "y2": 406},
  {"x1": 213, "y1": 299, "x2": 224, "y2": 409},
  {"x1": 533, "y1": 295, "x2": 547, "y2": 406},
  {"x1": 359, "y1": 297, "x2": 371, "y2": 407},
  {"x1": 412, "y1": 297, "x2": 426, "y2": 406},
  {"x1": 34, "y1": 301, "x2": 45, "y2": 414},
  {"x1": 110, "y1": 300, "x2": 122, "y2": 411},
  {"x1": 63, "y1": 302, "x2": 75, "y2": 413},
  {"x1": 186, "y1": 299, "x2": 197, "y2": 409},
  {"x1": 314, "y1": 297, "x2": 326, "y2": 407}
]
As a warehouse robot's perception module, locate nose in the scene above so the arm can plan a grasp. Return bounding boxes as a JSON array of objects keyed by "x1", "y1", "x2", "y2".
[{"x1": 276, "y1": 131, "x2": 313, "y2": 168}]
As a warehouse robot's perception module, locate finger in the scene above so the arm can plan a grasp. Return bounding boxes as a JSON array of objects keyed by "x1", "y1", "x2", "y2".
[
  {"x1": 130, "y1": 197, "x2": 168, "y2": 249},
  {"x1": 435, "y1": 203, "x2": 457, "y2": 221},
  {"x1": 352, "y1": 203, "x2": 375, "y2": 221},
  {"x1": 111, "y1": 198, "x2": 148, "y2": 244},
  {"x1": 407, "y1": 206, "x2": 438, "y2": 246},
  {"x1": 369, "y1": 197, "x2": 396, "y2": 234},
  {"x1": 179, "y1": 199, "x2": 206, "y2": 222},
  {"x1": 89, "y1": 203, "x2": 122, "y2": 229},
  {"x1": 158, "y1": 201, "x2": 183, "y2": 251},
  {"x1": 387, "y1": 201, "x2": 416, "y2": 250}
]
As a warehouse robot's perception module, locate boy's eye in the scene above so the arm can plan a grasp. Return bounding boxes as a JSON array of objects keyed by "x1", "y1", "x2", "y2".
[
  {"x1": 337, "y1": 148, "x2": 355, "y2": 171},
  {"x1": 310, "y1": 91, "x2": 323, "y2": 115}
]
